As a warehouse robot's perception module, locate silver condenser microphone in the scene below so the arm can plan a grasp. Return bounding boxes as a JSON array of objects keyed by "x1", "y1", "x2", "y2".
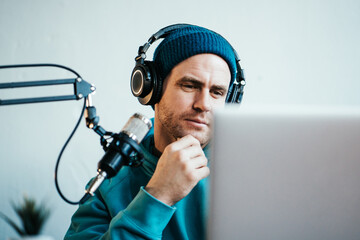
[{"x1": 80, "y1": 113, "x2": 152, "y2": 203}]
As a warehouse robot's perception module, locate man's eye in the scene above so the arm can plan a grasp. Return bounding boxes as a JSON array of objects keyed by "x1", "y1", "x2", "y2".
[
  {"x1": 181, "y1": 84, "x2": 197, "y2": 91},
  {"x1": 212, "y1": 90, "x2": 224, "y2": 97}
]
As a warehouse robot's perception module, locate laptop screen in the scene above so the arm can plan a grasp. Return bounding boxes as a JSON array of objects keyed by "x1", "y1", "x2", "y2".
[{"x1": 207, "y1": 105, "x2": 360, "y2": 240}]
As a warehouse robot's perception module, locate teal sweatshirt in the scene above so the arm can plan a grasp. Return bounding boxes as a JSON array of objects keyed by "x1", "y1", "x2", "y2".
[{"x1": 64, "y1": 125, "x2": 209, "y2": 239}]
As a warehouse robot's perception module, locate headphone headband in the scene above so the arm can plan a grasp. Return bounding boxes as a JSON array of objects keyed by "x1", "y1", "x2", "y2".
[{"x1": 136, "y1": 24, "x2": 195, "y2": 61}]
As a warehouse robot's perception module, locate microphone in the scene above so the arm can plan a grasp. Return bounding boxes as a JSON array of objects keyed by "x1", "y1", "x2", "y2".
[{"x1": 80, "y1": 113, "x2": 152, "y2": 204}]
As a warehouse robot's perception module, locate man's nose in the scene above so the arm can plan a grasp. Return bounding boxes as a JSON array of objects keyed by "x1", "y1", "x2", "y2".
[{"x1": 193, "y1": 90, "x2": 211, "y2": 112}]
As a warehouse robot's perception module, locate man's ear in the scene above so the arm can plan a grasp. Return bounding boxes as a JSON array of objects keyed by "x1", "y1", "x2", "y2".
[{"x1": 153, "y1": 103, "x2": 159, "y2": 112}]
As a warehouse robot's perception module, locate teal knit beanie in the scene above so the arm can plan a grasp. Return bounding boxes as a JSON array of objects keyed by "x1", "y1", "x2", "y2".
[{"x1": 153, "y1": 25, "x2": 237, "y2": 85}]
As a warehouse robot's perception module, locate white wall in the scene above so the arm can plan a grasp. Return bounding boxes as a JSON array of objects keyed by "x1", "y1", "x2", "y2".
[{"x1": 0, "y1": 0, "x2": 359, "y2": 238}]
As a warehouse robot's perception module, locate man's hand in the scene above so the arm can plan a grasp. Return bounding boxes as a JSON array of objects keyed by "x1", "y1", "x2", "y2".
[{"x1": 145, "y1": 135, "x2": 210, "y2": 206}]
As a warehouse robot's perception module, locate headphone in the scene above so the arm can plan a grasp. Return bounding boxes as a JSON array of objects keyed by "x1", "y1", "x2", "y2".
[{"x1": 130, "y1": 24, "x2": 246, "y2": 106}]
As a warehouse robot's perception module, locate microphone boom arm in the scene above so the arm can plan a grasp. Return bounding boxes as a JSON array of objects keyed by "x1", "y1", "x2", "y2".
[
  {"x1": 0, "y1": 77, "x2": 95, "y2": 106},
  {"x1": 0, "y1": 63, "x2": 115, "y2": 205}
]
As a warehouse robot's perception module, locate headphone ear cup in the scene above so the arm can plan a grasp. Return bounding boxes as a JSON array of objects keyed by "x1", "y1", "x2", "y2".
[
  {"x1": 130, "y1": 61, "x2": 162, "y2": 105},
  {"x1": 226, "y1": 64, "x2": 246, "y2": 104},
  {"x1": 225, "y1": 84, "x2": 234, "y2": 103},
  {"x1": 146, "y1": 61, "x2": 163, "y2": 105}
]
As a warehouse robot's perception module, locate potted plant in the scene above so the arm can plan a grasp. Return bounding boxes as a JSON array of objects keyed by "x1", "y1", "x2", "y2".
[{"x1": 0, "y1": 195, "x2": 53, "y2": 240}]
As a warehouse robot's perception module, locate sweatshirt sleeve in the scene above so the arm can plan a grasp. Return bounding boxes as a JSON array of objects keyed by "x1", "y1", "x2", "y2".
[{"x1": 64, "y1": 187, "x2": 176, "y2": 240}]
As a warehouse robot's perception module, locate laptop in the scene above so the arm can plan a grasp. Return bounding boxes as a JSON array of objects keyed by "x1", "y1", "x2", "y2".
[{"x1": 207, "y1": 105, "x2": 360, "y2": 240}]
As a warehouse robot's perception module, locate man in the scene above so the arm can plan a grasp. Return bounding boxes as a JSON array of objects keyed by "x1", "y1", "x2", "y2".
[{"x1": 65, "y1": 24, "x2": 242, "y2": 239}]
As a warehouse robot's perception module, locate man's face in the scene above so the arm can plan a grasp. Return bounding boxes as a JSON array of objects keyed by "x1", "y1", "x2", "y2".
[{"x1": 154, "y1": 53, "x2": 231, "y2": 149}]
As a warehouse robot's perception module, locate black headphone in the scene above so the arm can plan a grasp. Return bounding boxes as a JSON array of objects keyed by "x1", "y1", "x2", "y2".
[{"x1": 130, "y1": 24, "x2": 246, "y2": 106}]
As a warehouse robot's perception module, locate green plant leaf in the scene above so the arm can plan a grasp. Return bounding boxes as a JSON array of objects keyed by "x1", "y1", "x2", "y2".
[
  {"x1": 0, "y1": 211, "x2": 25, "y2": 236},
  {"x1": 3, "y1": 195, "x2": 52, "y2": 236}
]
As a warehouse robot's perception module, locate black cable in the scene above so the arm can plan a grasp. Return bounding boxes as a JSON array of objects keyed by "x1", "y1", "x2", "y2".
[
  {"x1": 0, "y1": 63, "x2": 81, "y2": 78},
  {"x1": 54, "y1": 97, "x2": 86, "y2": 205}
]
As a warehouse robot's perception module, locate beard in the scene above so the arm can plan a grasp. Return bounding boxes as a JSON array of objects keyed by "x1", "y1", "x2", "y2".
[{"x1": 157, "y1": 99, "x2": 212, "y2": 146}]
